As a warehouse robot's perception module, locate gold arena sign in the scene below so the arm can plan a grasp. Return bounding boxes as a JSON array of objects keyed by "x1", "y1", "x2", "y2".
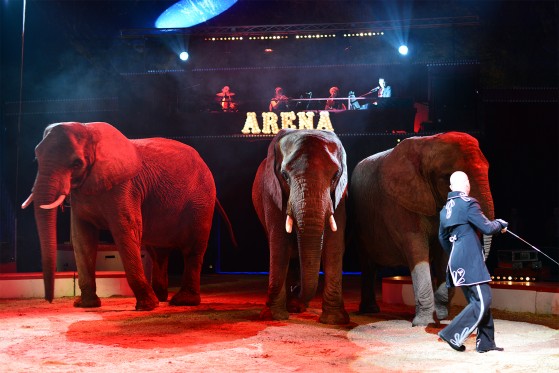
[{"x1": 241, "y1": 111, "x2": 334, "y2": 134}]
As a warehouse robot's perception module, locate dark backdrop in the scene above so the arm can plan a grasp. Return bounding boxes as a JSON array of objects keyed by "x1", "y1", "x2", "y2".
[{"x1": 1, "y1": 1, "x2": 557, "y2": 279}]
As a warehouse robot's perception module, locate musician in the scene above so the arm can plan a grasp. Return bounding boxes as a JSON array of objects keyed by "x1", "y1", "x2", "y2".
[
  {"x1": 364, "y1": 78, "x2": 392, "y2": 108},
  {"x1": 216, "y1": 85, "x2": 237, "y2": 112},
  {"x1": 269, "y1": 87, "x2": 289, "y2": 112},
  {"x1": 348, "y1": 91, "x2": 362, "y2": 110},
  {"x1": 368, "y1": 78, "x2": 392, "y2": 98},
  {"x1": 325, "y1": 86, "x2": 347, "y2": 111}
]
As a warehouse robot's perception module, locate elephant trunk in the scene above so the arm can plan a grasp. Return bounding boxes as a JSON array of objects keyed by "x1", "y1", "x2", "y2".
[
  {"x1": 471, "y1": 173, "x2": 495, "y2": 258},
  {"x1": 297, "y1": 224, "x2": 325, "y2": 304},
  {"x1": 34, "y1": 200, "x2": 59, "y2": 302},
  {"x1": 290, "y1": 182, "x2": 331, "y2": 304},
  {"x1": 32, "y1": 174, "x2": 69, "y2": 302}
]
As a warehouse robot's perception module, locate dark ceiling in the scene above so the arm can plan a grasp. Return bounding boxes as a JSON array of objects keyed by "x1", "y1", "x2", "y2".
[{"x1": 1, "y1": 0, "x2": 558, "y2": 97}]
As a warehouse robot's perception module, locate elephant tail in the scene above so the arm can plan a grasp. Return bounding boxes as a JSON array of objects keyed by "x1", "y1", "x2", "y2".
[{"x1": 215, "y1": 199, "x2": 238, "y2": 248}]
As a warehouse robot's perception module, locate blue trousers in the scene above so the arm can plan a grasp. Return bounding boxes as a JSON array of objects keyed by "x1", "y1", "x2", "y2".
[{"x1": 439, "y1": 283, "x2": 497, "y2": 351}]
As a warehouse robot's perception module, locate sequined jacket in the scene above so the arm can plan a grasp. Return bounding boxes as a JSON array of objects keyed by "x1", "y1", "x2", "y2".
[{"x1": 438, "y1": 191, "x2": 504, "y2": 287}]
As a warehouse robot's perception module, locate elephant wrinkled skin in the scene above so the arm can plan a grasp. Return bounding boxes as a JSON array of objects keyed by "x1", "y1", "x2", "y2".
[
  {"x1": 24, "y1": 122, "x2": 225, "y2": 310},
  {"x1": 252, "y1": 129, "x2": 349, "y2": 324},
  {"x1": 350, "y1": 132, "x2": 495, "y2": 326}
]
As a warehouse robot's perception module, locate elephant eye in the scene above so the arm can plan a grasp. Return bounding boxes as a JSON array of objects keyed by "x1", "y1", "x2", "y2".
[
  {"x1": 281, "y1": 170, "x2": 289, "y2": 182},
  {"x1": 332, "y1": 170, "x2": 340, "y2": 183},
  {"x1": 71, "y1": 159, "x2": 84, "y2": 169}
]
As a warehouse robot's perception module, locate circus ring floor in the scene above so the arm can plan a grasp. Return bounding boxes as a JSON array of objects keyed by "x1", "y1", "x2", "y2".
[{"x1": 0, "y1": 274, "x2": 557, "y2": 372}]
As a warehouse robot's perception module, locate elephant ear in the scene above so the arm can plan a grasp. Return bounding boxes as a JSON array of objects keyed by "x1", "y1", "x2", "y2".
[
  {"x1": 264, "y1": 129, "x2": 293, "y2": 209},
  {"x1": 380, "y1": 136, "x2": 437, "y2": 216},
  {"x1": 79, "y1": 122, "x2": 141, "y2": 195},
  {"x1": 334, "y1": 140, "x2": 348, "y2": 209}
]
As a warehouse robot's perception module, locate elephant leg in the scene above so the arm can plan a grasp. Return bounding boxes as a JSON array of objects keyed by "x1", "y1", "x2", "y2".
[
  {"x1": 260, "y1": 231, "x2": 291, "y2": 321},
  {"x1": 71, "y1": 218, "x2": 101, "y2": 308},
  {"x1": 410, "y1": 261, "x2": 435, "y2": 326},
  {"x1": 112, "y1": 224, "x2": 158, "y2": 310},
  {"x1": 434, "y1": 282, "x2": 451, "y2": 320},
  {"x1": 431, "y1": 245, "x2": 451, "y2": 320},
  {"x1": 359, "y1": 257, "x2": 380, "y2": 314},
  {"x1": 286, "y1": 258, "x2": 305, "y2": 313},
  {"x1": 319, "y1": 226, "x2": 349, "y2": 324},
  {"x1": 169, "y1": 242, "x2": 206, "y2": 306},
  {"x1": 146, "y1": 246, "x2": 169, "y2": 302}
]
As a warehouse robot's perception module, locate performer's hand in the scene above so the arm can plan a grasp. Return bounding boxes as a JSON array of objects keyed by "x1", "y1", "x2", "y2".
[{"x1": 496, "y1": 218, "x2": 508, "y2": 233}]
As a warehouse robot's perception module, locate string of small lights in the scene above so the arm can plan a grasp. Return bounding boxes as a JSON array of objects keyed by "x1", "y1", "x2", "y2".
[
  {"x1": 203, "y1": 32, "x2": 384, "y2": 42},
  {"x1": 491, "y1": 275, "x2": 537, "y2": 282}
]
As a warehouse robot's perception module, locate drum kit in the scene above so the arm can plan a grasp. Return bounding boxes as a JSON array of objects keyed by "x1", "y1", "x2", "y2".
[{"x1": 216, "y1": 91, "x2": 237, "y2": 112}]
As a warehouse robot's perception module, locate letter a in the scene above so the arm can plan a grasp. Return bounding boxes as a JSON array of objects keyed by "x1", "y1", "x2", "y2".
[
  {"x1": 316, "y1": 111, "x2": 334, "y2": 131},
  {"x1": 241, "y1": 112, "x2": 261, "y2": 134}
]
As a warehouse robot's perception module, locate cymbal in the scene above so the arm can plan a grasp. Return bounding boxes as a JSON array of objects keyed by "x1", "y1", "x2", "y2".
[{"x1": 216, "y1": 92, "x2": 236, "y2": 97}]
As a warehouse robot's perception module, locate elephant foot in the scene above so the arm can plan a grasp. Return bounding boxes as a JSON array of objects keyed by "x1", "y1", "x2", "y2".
[
  {"x1": 435, "y1": 303, "x2": 449, "y2": 320},
  {"x1": 169, "y1": 291, "x2": 201, "y2": 306},
  {"x1": 135, "y1": 295, "x2": 159, "y2": 311},
  {"x1": 358, "y1": 301, "x2": 380, "y2": 314},
  {"x1": 259, "y1": 306, "x2": 289, "y2": 321},
  {"x1": 73, "y1": 295, "x2": 101, "y2": 308},
  {"x1": 319, "y1": 308, "x2": 350, "y2": 325},
  {"x1": 286, "y1": 298, "x2": 307, "y2": 313},
  {"x1": 412, "y1": 312, "x2": 435, "y2": 326}
]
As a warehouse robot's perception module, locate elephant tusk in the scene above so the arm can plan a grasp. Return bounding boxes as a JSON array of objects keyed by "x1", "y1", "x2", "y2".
[
  {"x1": 40, "y1": 195, "x2": 66, "y2": 210},
  {"x1": 285, "y1": 215, "x2": 293, "y2": 233},
  {"x1": 21, "y1": 193, "x2": 34, "y2": 209},
  {"x1": 329, "y1": 215, "x2": 337, "y2": 232}
]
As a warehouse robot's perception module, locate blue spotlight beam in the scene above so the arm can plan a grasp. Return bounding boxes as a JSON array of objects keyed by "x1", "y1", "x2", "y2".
[{"x1": 156, "y1": 0, "x2": 238, "y2": 29}]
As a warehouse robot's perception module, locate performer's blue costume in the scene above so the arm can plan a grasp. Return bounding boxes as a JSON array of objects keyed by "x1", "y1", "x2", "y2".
[{"x1": 438, "y1": 191, "x2": 507, "y2": 352}]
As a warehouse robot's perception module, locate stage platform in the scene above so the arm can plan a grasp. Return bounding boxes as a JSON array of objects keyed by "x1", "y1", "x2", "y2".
[
  {"x1": 0, "y1": 271, "x2": 135, "y2": 299},
  {"x1": 1, "y1": 272, "x2": 557, "y2": 315},
  {"x1": 382, "y1": 276, "x2": 559, "y2": 315}
]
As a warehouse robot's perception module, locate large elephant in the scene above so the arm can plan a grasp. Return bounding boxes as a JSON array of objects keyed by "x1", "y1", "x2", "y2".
[
  {"x1": 252, "y1": 129, "x2": 349, "y2": 324},
  {"x1": 350, "y1": 131, "x2": 495, "y2": 326},
  {"x1": 22, "y1": 121, "x2": 229, "y2": 310}
]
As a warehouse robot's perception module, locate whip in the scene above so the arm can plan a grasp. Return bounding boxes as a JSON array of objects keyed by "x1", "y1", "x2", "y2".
[{"x1": 506, "y1": 230, "x2": 559, "y2": 267}]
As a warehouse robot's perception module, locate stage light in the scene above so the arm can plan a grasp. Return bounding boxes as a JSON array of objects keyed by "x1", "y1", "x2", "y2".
[
  {"x1": 156, "y1": 0, "x2": 238, "y2": 28},
  {"x1": 179, "y1": 51, "x2": 189, "y2": 61},
  {"x1": 398, "y1": 45, "x2": 409, "y2": 55}
]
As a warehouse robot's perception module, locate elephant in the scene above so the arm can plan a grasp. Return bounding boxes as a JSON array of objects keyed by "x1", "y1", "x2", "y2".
[
  {"x1": 252, "y1": 129, "x2": 349, "y2": 324},
  {"x1": 22, "y1": 121, "x2": 232, "y2": 310},
  {"x1": 349, "y1": 131, "x2": 495, "y2": 326}
]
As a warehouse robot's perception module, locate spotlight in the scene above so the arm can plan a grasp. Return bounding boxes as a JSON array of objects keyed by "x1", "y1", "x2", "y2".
[
  {"x1": 179, "y1": 51, "x2": 189, "y2": 61},
  {"x1": 156, "y1": 0, "x2": 238, "y2": 28},
  {"x1": 398, "y1": 45, "x2": 409, "y2": 55}
]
